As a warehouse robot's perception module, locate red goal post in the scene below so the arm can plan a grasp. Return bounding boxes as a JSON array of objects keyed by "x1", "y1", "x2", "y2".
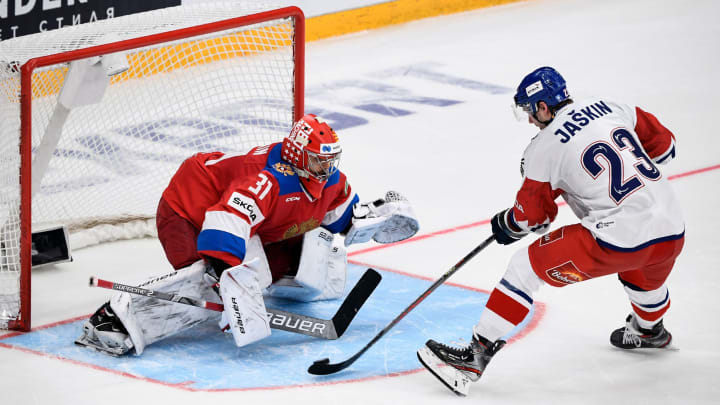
[{"x1": 0, "y1": 3, "x2": 305, "y2": 331}]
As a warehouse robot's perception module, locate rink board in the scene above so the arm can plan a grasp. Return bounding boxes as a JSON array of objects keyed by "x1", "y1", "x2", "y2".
[{"x1": 0, "y1": 264, "x2": 538, "y2": 390}]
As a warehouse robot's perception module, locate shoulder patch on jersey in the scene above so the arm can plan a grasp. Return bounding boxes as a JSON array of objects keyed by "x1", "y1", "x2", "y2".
[
  {"x1": 227, "y1": 192, "x2": 265, "y2": 226},
  {"x1": 273, "y1": 162, "x2": 295, "y2": 176},
  {"x1": 265, "y1": 144, "x2": 305, "y2": 196}
]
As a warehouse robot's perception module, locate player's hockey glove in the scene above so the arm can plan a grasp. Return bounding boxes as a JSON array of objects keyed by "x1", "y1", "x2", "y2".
[{"x1": 491, "y1": 208, "x2": 528, "y2": 245}]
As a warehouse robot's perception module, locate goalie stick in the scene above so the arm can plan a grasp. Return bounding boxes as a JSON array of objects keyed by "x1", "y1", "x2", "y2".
[
  {"x1": 89, "y1": 268, "x2": 381, "y2": 340},
  {"x1": 308, "y1": 234, "x2": 495, "y2": 375}
]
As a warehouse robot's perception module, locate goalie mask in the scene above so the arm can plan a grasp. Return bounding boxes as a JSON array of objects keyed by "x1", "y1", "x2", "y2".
[{"x1": 281, "y1": 114, "x2": 342, "y2": 199}]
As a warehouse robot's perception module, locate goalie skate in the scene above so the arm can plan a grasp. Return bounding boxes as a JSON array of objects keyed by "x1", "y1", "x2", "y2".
[{"x1": 74, "y1": 302, "x2": 134, "y2": 356}]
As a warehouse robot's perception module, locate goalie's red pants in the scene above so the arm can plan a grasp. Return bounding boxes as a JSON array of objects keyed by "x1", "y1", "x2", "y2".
[
  {"x1": 527, "y1": 224, "x2": 684, "y2": 291},
  {"x1": 156, "y1": 197, "x2": 303, "y2": 281}
]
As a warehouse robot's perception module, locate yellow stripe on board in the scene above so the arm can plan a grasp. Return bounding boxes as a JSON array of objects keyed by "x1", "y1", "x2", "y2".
[
  {"x1": 23, "y1": 1, "x2": 527, "y2": 100},
  {"x1": 121, "y1": 24, "x2": 293, "y2": 82},
  {"x1": 306, "y1": 0, "x2": 529, "y2": 41},
  {"x1": 28, "y1": 23, "x2": 293, "y2": 99}
]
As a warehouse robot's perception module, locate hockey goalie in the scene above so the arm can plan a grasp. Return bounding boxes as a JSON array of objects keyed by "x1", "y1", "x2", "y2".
[{"x1": 75, "y1": 114, "x2": 419, "y2": 356}]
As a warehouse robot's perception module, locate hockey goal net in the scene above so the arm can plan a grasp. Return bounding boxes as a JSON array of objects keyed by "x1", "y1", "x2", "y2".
[{"x1": 0, "y1": 3, "x2": 305, "y2": 331}]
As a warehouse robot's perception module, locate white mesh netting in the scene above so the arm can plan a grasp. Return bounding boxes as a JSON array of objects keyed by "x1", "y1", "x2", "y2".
[{"x1": 0, "y1": 2, "x2": 301, "y2": 328}]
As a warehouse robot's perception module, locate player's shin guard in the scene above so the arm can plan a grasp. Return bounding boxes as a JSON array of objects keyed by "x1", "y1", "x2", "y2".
[
  {"x1": 417, "y1": 334, "x2": 505, "y2": 396},
  {"x1": 621, "y1": 282, "x2": 671, "y2": 329},
  {"x1": 475, "y1": 251, "x2": 541, "y2": 342}
]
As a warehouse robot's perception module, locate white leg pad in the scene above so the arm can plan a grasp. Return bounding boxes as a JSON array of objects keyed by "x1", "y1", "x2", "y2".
[
  {"x1": 243, "y1": 234, "x2": 272, "y2": 290},
  {"x1": 219, "y1": 261, "x2": 271, "y2": 347},
  {"x1": 109, "y1": 260, "x2": 220, "y2": 355},
  {"x1": 266, "y1": 227, "x2": 347, "y2": 302}
]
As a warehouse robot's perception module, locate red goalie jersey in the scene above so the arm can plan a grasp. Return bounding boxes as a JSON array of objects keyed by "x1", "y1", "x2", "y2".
[
  {"x1": 509, "y1": 97, "x2": 684, "y2": 251},
  {"x1": 161, "y1": 142, "x2": 358, "y2": 267}
]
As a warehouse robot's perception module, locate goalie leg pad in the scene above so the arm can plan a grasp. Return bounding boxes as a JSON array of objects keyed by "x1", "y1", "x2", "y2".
[
  {"x1": 219, "y1": 261, "x2": 271, "y2": 347},
  {"x1": 244, "y1": 234, "x2": 273, "y2": 289},
  {"x1": 109, "y1": 260, "x2": 220, "y2": 355},
  {"x1": 266, "y1": 227, "x2": 347, "y2": 302}
]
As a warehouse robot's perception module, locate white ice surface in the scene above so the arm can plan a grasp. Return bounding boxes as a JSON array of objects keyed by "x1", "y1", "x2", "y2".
[{"x1": 2, "y1": 0, "x2": 720, "y2": 403}]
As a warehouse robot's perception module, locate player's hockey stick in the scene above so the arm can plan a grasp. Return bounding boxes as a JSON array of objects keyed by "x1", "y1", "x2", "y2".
[
  {"x1": 308, "y1": 234, "x2": 496, "y2": 375},
  {"x1": 89, "y1": 268, "x2": 381, "y2": 340}
]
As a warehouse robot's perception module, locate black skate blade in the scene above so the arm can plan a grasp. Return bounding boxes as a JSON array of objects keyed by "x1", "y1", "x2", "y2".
[
  {"x1": 74, "y1": 337, "x2": 124, "y2": 357},
  {"x1": 416, "y1": 348, "x2": 470, "y2": 396}
]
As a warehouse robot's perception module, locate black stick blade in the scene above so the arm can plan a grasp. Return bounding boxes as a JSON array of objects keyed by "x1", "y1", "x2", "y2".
[
  {"x1": 308, "y1": 270, "x2": 381, "y2": 375},
  {"x1": 331, "y1": 268, "x2": 381, "y2": 337},
  {"x1": 307, "y1": 357, "x2": 351, "y2": 375}
]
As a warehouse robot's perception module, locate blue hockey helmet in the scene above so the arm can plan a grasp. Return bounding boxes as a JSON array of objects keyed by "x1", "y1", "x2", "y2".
[{"x1": 513, "y1": 66, "x2": 570, "y2": 119}]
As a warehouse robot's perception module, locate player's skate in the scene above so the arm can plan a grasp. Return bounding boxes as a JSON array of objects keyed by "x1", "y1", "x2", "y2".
[
  {"x1": 417, "y1": 334, "x2": 505, "y2": 396},
  {"x1": 610, "y1": 314, "x2": 672, "y2": 349},
  {"x1": 74, "y1": 302, "x2": 134, "y2": 356}
]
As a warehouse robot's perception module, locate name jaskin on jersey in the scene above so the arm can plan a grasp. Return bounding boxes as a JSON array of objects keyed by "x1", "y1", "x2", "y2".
[{"x1": 554, "y1": 100, "x2": 613, "y2": 143}]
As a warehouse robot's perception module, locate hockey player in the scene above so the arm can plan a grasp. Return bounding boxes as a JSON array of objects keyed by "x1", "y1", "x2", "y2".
[
  {"x1": 76, "y1": 114, "x2": 419, "y2": 356},
  {"x1": 417, "y1": 67, "x2": 684, "y2": 396}
]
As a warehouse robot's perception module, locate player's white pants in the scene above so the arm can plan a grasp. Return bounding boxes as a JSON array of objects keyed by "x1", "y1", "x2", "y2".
[
  {"x1": 109, "y1": 260, "x2": 220, "y2": 355},
  {"x1": 474, "y1": 247, "x2": 544, "y2": 342}
]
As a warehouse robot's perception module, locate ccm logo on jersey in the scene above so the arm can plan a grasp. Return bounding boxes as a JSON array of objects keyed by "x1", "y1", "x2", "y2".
[
  {"x1": 285, "y1": 196, "x2": 300, "y2": 202},
  {"x1": 228, "y1": 192, "x2": 265, "y2": 226}
]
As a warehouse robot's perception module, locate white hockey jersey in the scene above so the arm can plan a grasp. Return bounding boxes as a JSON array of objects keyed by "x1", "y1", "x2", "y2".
[{"x1": 510, "y1": 97, "x2": 684, "y2": 251}]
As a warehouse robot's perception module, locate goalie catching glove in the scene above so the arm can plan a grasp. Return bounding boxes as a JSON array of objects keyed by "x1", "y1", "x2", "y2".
[{"x1": 344, "y1": 191, "x2": 419, "y2": 246}]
